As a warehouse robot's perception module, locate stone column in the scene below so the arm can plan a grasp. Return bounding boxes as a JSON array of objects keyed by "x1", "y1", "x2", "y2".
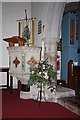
[{"x1": 44, "y1": 37, "x2": 58, "y2": 84}]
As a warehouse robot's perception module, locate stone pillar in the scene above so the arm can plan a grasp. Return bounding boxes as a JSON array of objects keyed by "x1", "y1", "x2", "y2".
[{"x1": 44, "y1": 37, "x2": 58, "y2": 84}]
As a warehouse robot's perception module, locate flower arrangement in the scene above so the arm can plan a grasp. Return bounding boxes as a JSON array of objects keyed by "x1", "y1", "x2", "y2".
[{"x1": 28, "y1": 58, "x2": 56, "y2": 87}]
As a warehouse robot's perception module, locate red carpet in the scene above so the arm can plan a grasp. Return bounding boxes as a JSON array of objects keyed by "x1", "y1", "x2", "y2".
[{"x1": 2, "y1": 89, "x2": 80, "y2": 119}]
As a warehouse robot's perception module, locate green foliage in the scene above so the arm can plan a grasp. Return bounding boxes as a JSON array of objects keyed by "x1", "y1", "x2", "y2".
[{"x1": 28, "y1": 58, "x2": 56, "y2": 86}]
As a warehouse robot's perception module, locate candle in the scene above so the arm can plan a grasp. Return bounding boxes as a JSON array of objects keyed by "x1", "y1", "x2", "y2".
[{"x1": 41, "y1": 39, "x2": 44, "y2": 61}]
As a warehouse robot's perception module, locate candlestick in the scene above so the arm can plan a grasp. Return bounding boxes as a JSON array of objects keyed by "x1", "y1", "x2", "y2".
[
  {"x1": 18, "y1": 21, "x2": 21, "y2": 37},
  {"x1": 41, "y1": 39, "x2": 44, "y2": 61}
]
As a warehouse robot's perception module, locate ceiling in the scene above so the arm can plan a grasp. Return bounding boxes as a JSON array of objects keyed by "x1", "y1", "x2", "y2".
[{"x1": 0, "y1": 0, "x2": 80, "y2": 2}]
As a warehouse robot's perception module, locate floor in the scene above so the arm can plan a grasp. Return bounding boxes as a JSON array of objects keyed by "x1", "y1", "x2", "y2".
[
  {"x1": 1, "y1": 86, "x2": 80, "y2": 117},
  {"x1": 2, "y1": 89, "x2": 80, "y2": 119},
  {"x1": 58, "y1": 96, "x2": 80, "y2": 116}
]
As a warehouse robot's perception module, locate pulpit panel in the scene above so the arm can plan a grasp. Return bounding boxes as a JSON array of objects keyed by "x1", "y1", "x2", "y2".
[{"x1": 7, "y1": 46, "x2": 41, "y2": 84}]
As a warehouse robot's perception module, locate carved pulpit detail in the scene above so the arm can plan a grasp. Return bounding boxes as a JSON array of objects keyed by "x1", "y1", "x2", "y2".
[
  {"x1": 27, "y1": 57, "x2": 37, "y2": 67},
  {"x1": 13, "y1": 57, "x2": 20, "y2": 67}
]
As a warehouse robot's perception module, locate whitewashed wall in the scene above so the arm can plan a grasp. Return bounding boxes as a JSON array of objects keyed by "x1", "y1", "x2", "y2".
[
  {"x1": 0, "y1": 2, "x2": 2, "y2": 67},
  {"x1": 31, "y1": 2, "x2": 48, "y2": 47}
]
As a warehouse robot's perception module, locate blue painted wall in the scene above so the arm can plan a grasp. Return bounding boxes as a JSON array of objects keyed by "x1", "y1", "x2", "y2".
[
  {"x1": 61, "y1": 12, "x2": 80, "y2": 83},
  {"x1": 78, "y1": 13, "x2": 80, "y2": 65}
]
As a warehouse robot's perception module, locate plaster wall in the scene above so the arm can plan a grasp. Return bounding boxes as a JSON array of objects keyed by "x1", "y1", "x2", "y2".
[
  {"x1": 0, "y1": 2, "x2": 2, "y2": 67},
  {"x1": 32, "y1": 2, "x2": 65, "y2": 47},
  {"x1": 31, "y1": 2, "x2": 48, "y2": 47}
]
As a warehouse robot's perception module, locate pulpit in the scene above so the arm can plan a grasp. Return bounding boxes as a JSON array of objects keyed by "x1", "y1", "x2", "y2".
[{"x1": 3, "y1": 36, "x2": 41, "y2": 98}]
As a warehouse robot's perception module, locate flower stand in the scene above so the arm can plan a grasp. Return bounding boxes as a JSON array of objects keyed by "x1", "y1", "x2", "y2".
[{"x1": 37, "y1": 83, "x2": 46, "y2": 105}]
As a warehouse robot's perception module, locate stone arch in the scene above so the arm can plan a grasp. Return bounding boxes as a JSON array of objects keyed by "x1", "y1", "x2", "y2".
[{"x1": 45, "y1": 2, "x2": 66, "y2": 42}]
